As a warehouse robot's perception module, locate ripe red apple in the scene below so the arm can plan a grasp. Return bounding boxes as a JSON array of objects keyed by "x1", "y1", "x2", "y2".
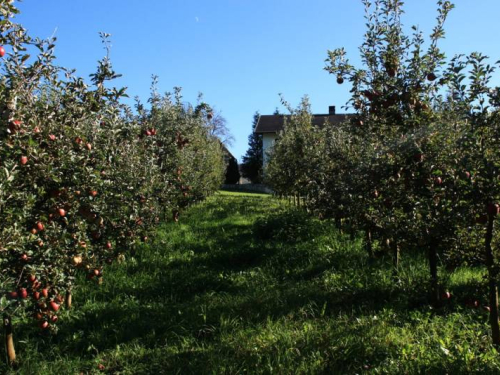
[
  {"x1": 30, "y1": 228, "x2": 37, "y2": 235},
  {"x1": 145, "y1": 129, "x2": 152, "y2": 136},
  {"x1": 105, "y1": 242, "x2": 112, "y2": 249},
  {"x1": 33, "y1": 291, "x2": 41, "y2": 300},
  {"x1": 39, "y1": 321, "x2": 49, "y2": 329},
  {"x1": 476, "y1": 215, "x2": 488, "y2": 225},
  {"x1": 98, "y1": 364, "x2": 105, "y2": 371},
  {"x1": 0, "y1": 46, "x2": 5, "y2": 57},
  {"x1": 441, "y1": 291, "x2": 451, "y2": 300},
  {"x1": 20, "y1": 156, "x2": 28, "y2": 165},
  {"x1": 21, "y1": 253, "x2": 28, "y2": 261},
  {"x1": 58, "y1": 208, "x2": 66, "y2": 217},
  {"x1": 8, "y1": 291, "x2": 18, "y2": 299},
  {"x1": 427, "y1": 72, "x2": 437, "y2": 81},
  {"x1": 34, "y1": 312, "x2": 43, "y2": 320},
  {"x1": 36, "y1": 222, "x2": 44, "y2": 231},
  {"x1": 49, "y1": 301, "x2": 60, "y2": 312},
  {"x1": 74, "y1": 137, "x2": 82, "y2": 144},
  {"x1": 487, "y1": 203, "x2": 500, "y2": 217},
  {"x1": 49, "y1": 134, "x2": 56, "y2": 141},
  {"x1": 50, "y1": 315, "x2": 58, "y2": 323},
  {"x1": 41, "y1": 288, "x2": 49, "y2": 298},
  {"x1": 34, "y1": 126, "x2": 41, "y2": 134},
  {"x1": 28, "y1": 274, "x2": 36, "y2": 283},
  {"x1": 434, "y1": 177, "x2": 443, "y2": 185},
  {"x1": 19, "y1": 288, "x2": 28, "y2": 299},
  {"x1": 72, "y1": 255, "x2": 83, "y2": 266},
  {"x1": 86, "y1": 143, "x2": 92, "y2": 151},
  {"x1": 484, "y1": 306, "x2": 491, "y2": 312},
  {"x1": 336, "y1": 76, "x2": 344, "y2": 84},
  {"x1": 90, "y1": 190, "x2": 98, "y2": 197},
  {"x1": 93, "y1": 269, "x2": 101, "y2": 277},
  {"x1": 387, "y1": 67, "x2": 397, "y2": 77},
  {"x1": 413, "y1": 153, "x2": 424, "y2": 163},
  {"x1": 372, "y1": 190, "x2": 379, "y2": 198}
]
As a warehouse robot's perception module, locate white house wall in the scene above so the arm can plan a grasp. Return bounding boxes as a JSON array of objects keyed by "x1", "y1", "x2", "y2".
[{"x1": 262, "y1": 133, "x2": 278, "y2": 167}]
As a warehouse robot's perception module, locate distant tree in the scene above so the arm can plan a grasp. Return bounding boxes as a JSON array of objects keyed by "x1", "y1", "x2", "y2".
[
  {"x1": 224, "y1": 152, "x2": 240, "y2": 184},
  {"x1": 241, "y1": 112, "x2": 263, "y2": 183}
]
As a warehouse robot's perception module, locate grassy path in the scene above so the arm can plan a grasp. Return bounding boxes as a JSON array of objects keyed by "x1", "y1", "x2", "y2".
[{"x1": 4, "y1": 191, "x2": 500, "y2": 374}]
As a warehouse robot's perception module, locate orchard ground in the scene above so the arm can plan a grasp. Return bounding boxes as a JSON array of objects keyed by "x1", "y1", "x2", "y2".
[{"x1": 3, "y1": 191, "x2": 500, "y2": 374}]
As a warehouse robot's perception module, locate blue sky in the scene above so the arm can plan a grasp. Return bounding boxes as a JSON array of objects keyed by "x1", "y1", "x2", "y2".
[{"x1": 14, "y1": 0, "x2": 500, "y2": 161}]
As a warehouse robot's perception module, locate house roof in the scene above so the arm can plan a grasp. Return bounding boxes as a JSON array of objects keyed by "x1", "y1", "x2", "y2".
[{"x1": 254, "y1": 114, "x2": 353, "y2": 134}]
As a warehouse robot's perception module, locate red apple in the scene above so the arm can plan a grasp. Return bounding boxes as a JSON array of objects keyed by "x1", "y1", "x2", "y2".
[
  {"x1": 8, "y1": 291, "x2": 18, "y2": 299},
  {"x1": 20, "y1": 156, "x2": 28, "y2": 165},
  {"x1": 86, "y1": 143, "x2": 92, "y2": 151},
  {"x1": 36, "y1": 222, "x2": 44, "y2": 231},
  {"x1": 434, "y1": 177, "x2": 443, "y2": 185},
  {"x1": 39, "y1": 321, "x2": 49, "y2": 329},
  {"x1": 105, "y1": 242, "x2": 112, "y2": 249},
  {"x1": 74, "y1": 137, "x2": 82, "y2": 144},
  {"x1": 413, "y1": 153, "x2": 424, "y2": 163},
  {"x1": 49, "y1": 134, "x2": 56, "y2": 141},
  {"x1": 58, "y1": 208, "x2": 66, "y2": 217},
  {"x1": 0, "y1": 46, "x2": 5, "y2": 57},
  {"x1": 484, "y1": 306, "x2": 491, "y2": 312},
  {"x1": 487, "y1": 203, "x2": 500, "y2": 217},
  {"x1": 50, "y1": 315, "x2": 58, "y2": 323},
  {"x1": 49, "y1": 301, "x2": 60, "y2": 312},
  {"x1": 41, "y1": 288, "x2": 49, "y2": 298},
  {"x1": 476, "y1": 215, "x2": 488, "y2": 225},
  {"x1": 18, "y1": 288, "x2": 28, "y2": 299},
  {"x1": 33, "y1": 291, "x2": 41, "y2": 300},
  {"x1": 441, "y1": 291, "x2": 451, "y2": 300},
  {"x1": 28, "y1": 274, "x2": 36, "y2": 283}
]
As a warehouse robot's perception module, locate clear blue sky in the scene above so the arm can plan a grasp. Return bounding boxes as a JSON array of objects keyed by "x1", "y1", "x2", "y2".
[{"x1": 14, "y1": 0, "x2": 500, "y2": 161}]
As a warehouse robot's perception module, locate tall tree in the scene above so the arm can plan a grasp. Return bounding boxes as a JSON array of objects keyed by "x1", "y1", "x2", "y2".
[{"x1": 241, "y1": 112, "x2": 263, "y2": 183}]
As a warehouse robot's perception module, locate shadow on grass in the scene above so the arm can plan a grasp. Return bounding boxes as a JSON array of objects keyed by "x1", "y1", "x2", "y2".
[{"x1": 8, "y1": 195, "x2": 491, "y2": 374}]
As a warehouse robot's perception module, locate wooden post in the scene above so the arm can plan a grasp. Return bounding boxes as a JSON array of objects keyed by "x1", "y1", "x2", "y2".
[
  {"x1": 65, "y1": 290, "x2": 72, "y2": 309},
  {"x1": 428, "y1": 241, "x2": 440, "y2": 306},
  {"x1": 485, "y1": 214, "x2": 500, "y2": 346},
  {"x1": 3, "y1": 314, "x2": 16, "y2": 366}
]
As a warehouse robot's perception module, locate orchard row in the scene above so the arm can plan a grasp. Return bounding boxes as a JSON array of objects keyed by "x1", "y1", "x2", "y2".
[
  {"x1": 0, "y1": 1, "x2": 226, "y2": 364},
  {"x1": 266, "y1": 0, "x2": 500, "y2": 346}
]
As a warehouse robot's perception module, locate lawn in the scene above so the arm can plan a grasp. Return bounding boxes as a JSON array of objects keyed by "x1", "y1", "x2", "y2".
[{"x1": 3, "y1": 191, "x2": 500, "y2": 374}]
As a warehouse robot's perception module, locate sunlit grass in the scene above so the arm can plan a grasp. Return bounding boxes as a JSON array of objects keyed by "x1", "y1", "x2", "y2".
[{"x1": 3, "y1": 193, "x2": 499, "y2": 374}]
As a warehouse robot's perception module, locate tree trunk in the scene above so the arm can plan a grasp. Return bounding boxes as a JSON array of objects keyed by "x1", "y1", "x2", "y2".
[
  {"x1": 335, "y1": 215, "x2": 342, "y2": 231},
  {"x1": 65, "y1": 290, "x2": 72, "y2": 309},
  {"x1": 365, "y1": 227, "x2": 373, "y2": 257},
  {"x1": 428, "y1": 241, "x2": 440, "y2": 306},
  {"x1": 485, "y1": 214, "x2": 500, "y2": 346},
  {"x1": 3, "y1": 314, "x2": 16, "y2": 366},
  {"x1": 391, "y1": 240, "x2": 400, "y2": 270}
]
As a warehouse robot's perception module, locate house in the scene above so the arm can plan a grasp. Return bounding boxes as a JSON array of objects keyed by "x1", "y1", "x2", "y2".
[{"x1": 254, "y1": 106, "x2": 353, "y2": 167}]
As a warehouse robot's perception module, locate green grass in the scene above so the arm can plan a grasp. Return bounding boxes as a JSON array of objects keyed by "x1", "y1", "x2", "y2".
[{"x1": 2, "y1": 192, "x2": 500, "y2": 374}]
